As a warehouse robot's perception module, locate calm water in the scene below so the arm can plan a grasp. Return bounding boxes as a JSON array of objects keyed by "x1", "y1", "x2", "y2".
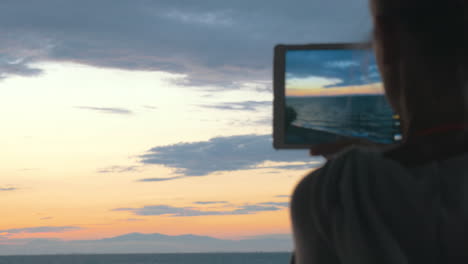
[
  {"x1": 0, "y1": 253, "x2": 292, "y2": 264},
  {"x1": 286, "y1": 95, "x2": 401, "y2": 144}
]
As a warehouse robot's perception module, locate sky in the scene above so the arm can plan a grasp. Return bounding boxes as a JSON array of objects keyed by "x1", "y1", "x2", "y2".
[
  {"x1": 285, "y1": 49, "x2": 384, "y2": 97},
  {"x1": 0, "y1": 0, "x2": 372, "y2": 253}
]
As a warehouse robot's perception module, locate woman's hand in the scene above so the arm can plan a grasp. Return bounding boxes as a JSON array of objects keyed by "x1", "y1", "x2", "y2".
[{"x1": 310, "y1": 137, "x2": 396, "y2": 160}]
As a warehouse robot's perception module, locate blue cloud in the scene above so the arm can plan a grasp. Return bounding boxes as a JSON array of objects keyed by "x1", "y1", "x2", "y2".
[
  {"x1": 0, "y1": 0, "x2": 372, "y2": 86},
  {"x1": 286, "y1": 49, "x2": 381, "y2": 88},
  {"x1": 0, "y1": 226, "x2": 81, "y2": 234},
  {"x1": 0, "y1": 187, "x2": 17, "y2": 192},
  {"x1": 260, "y1": 164, "x2": 318, "y2": 170},
  {"x1": 259, "y1": 202, "x2": 289, "y2": 207},
  {"x1": 194, "y1": 201, "x2": 229, "y2": 205},
  {"x1": 142, "y1": 105, "x2": 158, "y2": 110},
  {"x1": 74, "y1": 106, "x2": 133, "y2": 115},
  {"x1": 198, "y1": 101, "x2": 271, "y2": 111},
  {"x1": 139, "y1": 134, "x2": 322, "y2": 177},
  {"x1": 97, "y1": 166, "x2": 140, "y2": 174},
  {"x1": 112, "y1": 202, "x2": 288, "y2": 217},
  {"x1": 138, "y1": 177, "x2": 183, "y2": 182},
  {"x1": 123, "y1": 218, "x2": 145, "y2": 222}
]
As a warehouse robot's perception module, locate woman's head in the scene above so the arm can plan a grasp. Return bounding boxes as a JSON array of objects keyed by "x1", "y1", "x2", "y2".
[{"x1": 369, "y1": 0, "x2": 468, "y2": 137}]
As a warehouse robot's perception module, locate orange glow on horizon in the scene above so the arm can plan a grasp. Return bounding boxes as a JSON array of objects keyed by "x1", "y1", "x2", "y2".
[
  {"x1": 0, "y1": 62, "x2": 311, "y2": 250},
  {"x1": 286, "y1": 83, "x2": 384, "y2": 97},
  {"x1": 4, "y1": 210, "x2": 291, "y2": 241}
]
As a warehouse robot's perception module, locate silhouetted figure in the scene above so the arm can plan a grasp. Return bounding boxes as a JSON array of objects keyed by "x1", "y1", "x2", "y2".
[{"x1": 290, "y1": 0, "x2": 468, "y2": 263}]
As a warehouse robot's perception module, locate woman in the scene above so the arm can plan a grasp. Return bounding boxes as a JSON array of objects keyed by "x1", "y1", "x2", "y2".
[{"x1": 290, "y1": 0, "x2": 468, "y2": 263}]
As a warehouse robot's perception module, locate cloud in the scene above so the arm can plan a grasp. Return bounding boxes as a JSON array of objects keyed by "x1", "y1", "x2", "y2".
[
  {"x1": 198, "y1": 101, "x2": 271, "y2": 111},
  {"x1": 276, "y1": 164, "x2": 312, "y2": 170},
  {"x1": 275, "y1": 195, "x2": 290, "y2": 198},
  {"x1": 142, "y1": 105, "x2": 158, "y2": 110},
  {"x1": 226, "y1": 117, "x2": 272, "y2": 128},
  {"x1": 74, "y1": 106, "x2": 133, "y2": 115},
  {"x1": 40, "y1": 217, "x2": 53, "y2": 220},
  {"x1": 194, "y1": 201, "x2": 229, "y2": 205},
  {"x1": 0, "y1": 0, "x2": 372, "y2": 86},
  {"x1": 259, "y1": 202, "x2": 289, "y2": 207},
  {"x1": 138, "y1": 176, "x2": 183, "y2": 182},
  {"x1": 0, "y1": 226, "x2": 81, "y2": 234},
  {"x1": 286, "y1": 49, "x2": 381, "y2": 88},
  {"x1": 0, "y1": 58, "x2": 42, "y2": 80},
  {"x1": 0, "y1": 32, "x2": 52, "y2": 80},
  {"x1": 97, "y1": 166, "x2": 140, "y2": 174},
  {"x1": 0, "y1": 187, "x2": 17, "y2": 192},
  {"x1": 18, "y1": 168, "x2": 40, "y2": 171},
  {"x1": 123, "y1": 218, "x2": 145, "y2": 222},
  {"x1": 257, "y1": 163, "x2": 319, "y2": 170},
  {"x1": 112, "y1": 202, "x2": 288, "y2": 217},
  {"x1": 139, "y1": 134, "x2": 320, "y2": 177}
]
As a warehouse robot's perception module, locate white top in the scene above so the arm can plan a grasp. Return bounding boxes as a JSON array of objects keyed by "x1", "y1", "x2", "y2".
[{"x1": 292, "y1": 146, "x2": 468, "y2": 264}]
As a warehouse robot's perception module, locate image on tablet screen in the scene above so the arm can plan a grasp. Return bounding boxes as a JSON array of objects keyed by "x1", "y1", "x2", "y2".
[{"x1": 285, "y1": 49, "x2": 402, "y2": 145}]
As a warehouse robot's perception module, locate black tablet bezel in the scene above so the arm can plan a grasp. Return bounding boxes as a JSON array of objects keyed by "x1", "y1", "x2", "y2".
[{"x1": 273, "y1": 43, "x2": 374, "y2": 149}]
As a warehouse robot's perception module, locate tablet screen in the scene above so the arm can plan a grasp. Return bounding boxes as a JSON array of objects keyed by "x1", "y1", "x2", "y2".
[{"x1": 274, "y1": 44, "x2": 402, "y2": 149}]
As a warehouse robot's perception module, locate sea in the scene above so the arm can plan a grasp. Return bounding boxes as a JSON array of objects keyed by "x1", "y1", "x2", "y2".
[
  {"x1": 286, "y1": 95, "x2": 401, "y2": 144},
  {"x1": 0, "y1": 252, "x2": 292, "y2": 264}
]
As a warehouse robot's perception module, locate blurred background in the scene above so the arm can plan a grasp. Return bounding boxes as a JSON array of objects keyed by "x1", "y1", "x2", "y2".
[{"x1": 0, "y1": 0, "x2": 370, "y2": 255}]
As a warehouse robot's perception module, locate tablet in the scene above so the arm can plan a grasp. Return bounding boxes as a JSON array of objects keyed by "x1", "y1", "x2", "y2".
[{"x1": 273, "y1": 43, "x2": 402, "y2": 149}]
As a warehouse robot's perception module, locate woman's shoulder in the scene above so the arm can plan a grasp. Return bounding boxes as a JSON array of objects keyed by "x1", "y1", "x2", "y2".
[
  {"x1": 291, "y1": 146, "x2": 408, "y2": 251},
  {"x1": 291, "y1": 146, "x2": 386, "y2": 246},
  {"x1": 292, "y1": 146, "x2": 376, "y2": 211},
  {"x1": 307, "y1": 146, "x2": 392, "y2": 179},
  {"x1": 295, "y1": 146, "x2": 403, "y2": 211},
  {"x1": 299, "y1": 146, "x2": 376, "y2": 185},
  {"x1": 292, "y1": 149, "x2": 418, "y2": 264}
]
